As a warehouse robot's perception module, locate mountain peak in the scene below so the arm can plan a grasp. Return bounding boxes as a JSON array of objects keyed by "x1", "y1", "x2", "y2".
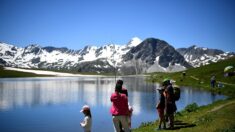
[
  {"x1": 122, "y1": 37, "x2": 191, "y2": 74},
  {"x1": 188, "y1": 45, "x2": 198, "y2": 49},
  {"x1": 1, "y1": 38, "x2": 234, "y2": 74},
  {"x1": 127, "y1": 37, "x2": 142, "y2": 47}
]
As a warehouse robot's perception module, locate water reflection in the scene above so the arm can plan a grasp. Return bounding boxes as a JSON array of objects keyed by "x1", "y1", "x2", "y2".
[
  {"x1": 0, "y1": 77, "x2": 115, "y2": 110},
  {"x1": 0, "y1": 77, "x2": 159, "y2": 111},
  {"x1": 0, "y1": 76, "x2": 226, "y2": 131},
  {"x1": 0, "y1": 76, "x2": 226, "y2": 112}
]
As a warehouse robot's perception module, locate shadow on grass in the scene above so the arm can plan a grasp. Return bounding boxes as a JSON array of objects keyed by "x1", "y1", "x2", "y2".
[{"x1": 167, "y1": 120, "x2": 196, "y2": 130}]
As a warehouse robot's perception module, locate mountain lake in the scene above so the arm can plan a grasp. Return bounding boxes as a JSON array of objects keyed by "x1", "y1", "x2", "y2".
[{"x1": 0, "y1": 76, "x2": 226, "y2": 132}]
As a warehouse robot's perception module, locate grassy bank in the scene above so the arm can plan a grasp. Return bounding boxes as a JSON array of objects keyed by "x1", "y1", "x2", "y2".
[
  {"x1": 147, "y1": 57, "x2": 235, "y2": 97},
  {"x1": 134, "y1": 99, "x2": 235, "y2": 132},
  {"x1": 134, "y1": 57, "x2": 235, "y2": 132}
]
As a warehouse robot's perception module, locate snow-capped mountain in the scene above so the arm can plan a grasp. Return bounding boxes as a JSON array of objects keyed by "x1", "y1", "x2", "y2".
[
  {"x1": 1, "y1": 38, "x2": 234, "y2": 74},
  {"x1": 0, "y1": 37, "x2": 142, "y2": 73},
  {"x1": 121, "y1": 38, "x2": 191, "y2": 74},
  {"x1": 177, "y1": 45, "x2": 235, "y2": 67},
  {"x1": 126, "y1": 37, "x2": 142, "y2": 47}
]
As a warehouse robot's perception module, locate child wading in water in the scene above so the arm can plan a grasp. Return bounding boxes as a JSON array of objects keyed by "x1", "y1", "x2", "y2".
[
  {"x1": 80, "y1": 105, "x2": 92, "y2": 132},
  {"x1": 156, "y1": 87, "x2": 166, "y2": 130}
]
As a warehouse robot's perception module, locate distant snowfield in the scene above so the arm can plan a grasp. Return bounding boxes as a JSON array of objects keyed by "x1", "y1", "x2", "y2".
[
  {"x1": 4, "y1": 67, "x2": 149, "y2": 77},
  {"x1": 4, "y1": 67, "x2": 98, "y2": 77}
]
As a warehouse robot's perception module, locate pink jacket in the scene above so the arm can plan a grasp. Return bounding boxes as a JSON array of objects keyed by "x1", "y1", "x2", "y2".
[{"x1": 110, "y1": 92, "x2": 129, "y2": 116}]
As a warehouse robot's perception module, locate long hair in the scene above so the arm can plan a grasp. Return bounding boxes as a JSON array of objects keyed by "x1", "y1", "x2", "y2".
[{"x1": 115, "y1": 83, "x2": 122, "y2": 93}]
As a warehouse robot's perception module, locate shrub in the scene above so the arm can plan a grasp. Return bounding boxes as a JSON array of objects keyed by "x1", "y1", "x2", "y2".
[{"x1": 185, "y1": 103, "x2": 199, "y2": 112}]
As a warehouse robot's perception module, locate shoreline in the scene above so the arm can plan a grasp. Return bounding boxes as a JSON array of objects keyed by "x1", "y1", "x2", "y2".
[
  {"x1": 134, "y1": 57, "x2": 235, "y2": 131},
  {"x1": 4, "y1": 67, "x2": 97, "y2": 77},
  {"x1": 133, "y1": 98, "x2": 235, "y2": 132},
  {"x1": 1, "y1": 67, "x2": 150, "y2": 78}
]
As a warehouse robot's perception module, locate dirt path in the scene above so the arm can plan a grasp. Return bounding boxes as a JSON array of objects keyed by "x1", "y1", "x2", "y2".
[
  {"x1": 190, "y1": 76, "x2": 199, "y2": 80},
  {"x1": 190, "y1": 75, "x2": 235, "y2": 86},
  {"x1": 219, "y1": 82, "x2": 235, "y2": 86},
  {"x1": 209, "y1": 100, "x2": 235, "y2": 112},
  {"x1": 189, "y1": 75, "x2": 235, "y2": 112}
]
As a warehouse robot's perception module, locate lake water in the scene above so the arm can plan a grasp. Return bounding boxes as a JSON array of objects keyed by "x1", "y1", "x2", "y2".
[{"x1": 0, "y1": 76, "x2": 226, "y2": 132}]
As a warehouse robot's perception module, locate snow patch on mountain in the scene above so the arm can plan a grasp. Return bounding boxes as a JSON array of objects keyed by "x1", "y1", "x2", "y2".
[
  {"x1": 127, "y1": 37, "x2": 142, "y2": 47},
  {"x1": 0, "y1": 37, "x2": 142, "y2": 73},
  {"x1": 1, "y1": 39, "x2": 234, "y2": 74},
  {"x1": 147, "y1": 56, "x2": 186, "y2": 72},
  {"x1": 177, "y1": 45, "x2": 234, "y2": 67}
]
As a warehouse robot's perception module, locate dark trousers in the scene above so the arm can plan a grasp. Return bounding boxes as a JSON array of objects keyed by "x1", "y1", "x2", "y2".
[{"x1": 211, "y1": 80, "x2": 216, "y2": 88}]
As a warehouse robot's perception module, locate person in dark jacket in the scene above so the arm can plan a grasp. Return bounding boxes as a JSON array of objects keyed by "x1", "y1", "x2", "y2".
[
  {"x1": 163, "y1": 79, "x2": 177, "y2": 129},
  {"x1": 210, "y1": 75, "x2": 216, "y2": 88}
]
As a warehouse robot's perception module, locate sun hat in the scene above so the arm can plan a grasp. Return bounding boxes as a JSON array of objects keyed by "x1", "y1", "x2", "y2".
[
  {"x1": 170, "y1": 80, "x2": 176, "y2": 84},
  {"x1": 80, "y1": 105, "x2": 90, "y2": 112},
  {"x1": 156, "y1": 86, "x2": 164, "y2": 90},
  {"x1": 162, "y1": 78, "x2": 170, "y2": 86},
  {"x1": 163, "y1": 78, "x2": 170, "y2": 82}
]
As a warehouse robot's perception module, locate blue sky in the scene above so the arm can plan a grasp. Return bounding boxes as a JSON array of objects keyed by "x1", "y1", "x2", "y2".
[{"x1": 0, "y1": 0, "x2": 235, "y2": 52}]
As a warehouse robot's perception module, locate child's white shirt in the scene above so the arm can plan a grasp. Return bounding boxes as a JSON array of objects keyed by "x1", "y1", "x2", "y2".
[{"x1": 80, "y1": 116, "x2": 92, "y2": 132}]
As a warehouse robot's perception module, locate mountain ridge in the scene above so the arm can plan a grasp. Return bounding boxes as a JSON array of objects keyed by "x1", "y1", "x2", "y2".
[
  {"x1": 177, "y1": 45, "x2": 234, "y2": 67},
  {"x1": 0, "y1": 38, "x2": 234, "y2": 74}
]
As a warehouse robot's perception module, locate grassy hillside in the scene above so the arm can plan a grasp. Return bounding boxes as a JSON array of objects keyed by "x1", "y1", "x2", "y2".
[
  {"x1": 134, "y1": 57, "x2": 235, "y2": 132},
  {"x1": 134, "y1": 98, "x2": 235, "y2": 132},
  {"x1": 0, "y1": 66, "x2": 52, "y2": 78},
  {"x1": 148, "y1": 56, "x2": 235, "y2": 97}
]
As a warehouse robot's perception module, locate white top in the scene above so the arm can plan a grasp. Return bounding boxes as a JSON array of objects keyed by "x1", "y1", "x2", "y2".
[{"x1": 80, "y1": 116, "x2": 92, "y2": 132}]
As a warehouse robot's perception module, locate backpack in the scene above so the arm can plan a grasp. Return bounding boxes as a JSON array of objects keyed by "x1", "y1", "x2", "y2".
[{"x1": 173, "y1": 85, "x2": 181, "y2": 101}]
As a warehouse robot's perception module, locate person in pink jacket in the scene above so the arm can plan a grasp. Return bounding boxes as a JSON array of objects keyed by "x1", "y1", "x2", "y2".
[
  {"x1": 110, "y1": 84, "x2": 130, "y2": 132},
  {"x1": 116, "y1": 79, "x2": 133, "y2": 131}
]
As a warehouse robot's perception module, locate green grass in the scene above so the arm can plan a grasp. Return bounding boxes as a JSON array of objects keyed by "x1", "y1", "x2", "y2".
[
  {"x1": 147, "y1": 56, "x2": 235, "y2": 97},
  {"x1": 0, "y1": 67, "x2": 52, "y2": 78},
  {"x1": 134, "y1": 57, "x2": 235, "y2": 132},
  {"x1": 134, "y1": 99, "x2": 235, "y2": 132}
]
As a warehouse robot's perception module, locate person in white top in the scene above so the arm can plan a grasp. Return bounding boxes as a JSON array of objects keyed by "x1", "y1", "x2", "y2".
[{"x1": 80, "y1": 105, "x2": 92, "y2": 132}]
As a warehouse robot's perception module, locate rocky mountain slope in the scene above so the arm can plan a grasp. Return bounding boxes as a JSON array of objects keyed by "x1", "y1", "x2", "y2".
[
  {"x1": 121, "y1": 38, "x2": 191, "y2": 74},
  {"x1": 177, "y1": 45, "x2": 234, "y2": 67},
  {"x1": 0, "y1": 37, "x2": 142, "y2": 74},
  {"x1": 0, "y1": 38, "x2": 234, "y2": 74}
]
